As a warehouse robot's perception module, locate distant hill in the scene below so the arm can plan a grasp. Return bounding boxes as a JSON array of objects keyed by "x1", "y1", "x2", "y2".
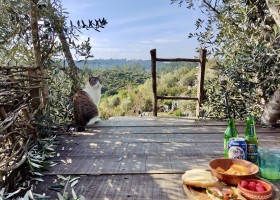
[
  {"x1": 74, "y1": 59, "x2": 198, "y2": 71},
  {"x1": 75, "y1": 59, "x2": 152, "y2": 70}
]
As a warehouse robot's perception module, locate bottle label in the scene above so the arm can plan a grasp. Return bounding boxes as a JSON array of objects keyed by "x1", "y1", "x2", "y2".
[
  {"x1": 247, "y1": 144, "x2": 258, "y2": 164},
  {"x1": 228, "y1": 138, "x2": 247, "y2": 160}
]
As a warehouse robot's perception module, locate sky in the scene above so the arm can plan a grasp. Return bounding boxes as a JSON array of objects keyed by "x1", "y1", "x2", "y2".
[{"x1": 63, "y1": 0, "x2": 203, "y2": 60}]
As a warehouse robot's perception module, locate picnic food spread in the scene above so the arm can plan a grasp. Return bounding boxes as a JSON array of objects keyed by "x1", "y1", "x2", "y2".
[
  {"x1": 182, "y1": 168, "x2": 246, "y2": 200},
  {"x1": 206, "y1": 187, "x2": 239, "y2": 200},
  {"x1": 239, "y1": 180, "x2": 267, "y2": 192},
  {"x1": 182, "y1": 114, "x2": 279, "y2": 199},
  {"x1": 237, "y1": 179, "x2": 273, "y2": 200},
  {"x1": 181, "y1": 169, "x2": 218, "y2": 188},
  {"x1": 216, "y1": 164, "x2": 250, "y2": 176},
  {"x1": 182, "y1": 166, "x2": 275, "y2": 200}
]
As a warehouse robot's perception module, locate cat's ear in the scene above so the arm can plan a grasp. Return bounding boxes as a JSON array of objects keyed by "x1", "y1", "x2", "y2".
[{"x1": 89, "y1": 74, "x2": 93, "y2": 80}]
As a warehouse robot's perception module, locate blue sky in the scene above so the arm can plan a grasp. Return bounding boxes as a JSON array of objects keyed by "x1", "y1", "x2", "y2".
[{"x1": 63, "y1": 0, "x2": 202, "y2": 60}]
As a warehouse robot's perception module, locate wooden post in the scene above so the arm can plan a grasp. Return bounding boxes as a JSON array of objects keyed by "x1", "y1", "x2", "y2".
[
  {"x1": 196, "y1": 49, "x2": 207, "y2": 118},
  {"x1": 150, "y1": 49, "x2": 157, "y2": 116}
]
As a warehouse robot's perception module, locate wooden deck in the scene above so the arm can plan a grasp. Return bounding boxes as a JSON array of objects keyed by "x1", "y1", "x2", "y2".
[{"x1": 34, "y1": 117, "x2": 280, "y2": 199}]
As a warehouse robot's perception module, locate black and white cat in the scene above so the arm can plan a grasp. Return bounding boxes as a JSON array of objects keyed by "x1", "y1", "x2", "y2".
[{"x1": 71, "y1": 74, "x2": 102, "y2": 131}]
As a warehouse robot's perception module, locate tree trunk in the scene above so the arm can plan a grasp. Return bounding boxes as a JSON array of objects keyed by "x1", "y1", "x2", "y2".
[
  {"x1": 43, "y1": 0, "x2": 80, "y2": 97},
  {"x1": 57, "y1": 30, "x2": 81, "y2": 96},
  {"x1": 45, "y1": 0, "x2": 80, "y2": 97},
  {"x1": 30, "y1": 0, "x2": 49, "y2": 106},
  {"x1": 266, "y1": 1, "x2": 280, "y2": 26},
  {"x1": 261, "y1": 1, "x2": 280, "y2": 125}
]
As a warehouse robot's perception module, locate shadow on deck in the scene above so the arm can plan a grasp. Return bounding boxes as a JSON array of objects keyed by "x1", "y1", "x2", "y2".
[{"x1": 34, "y1": 117, "x2": 280, "y2": 200}]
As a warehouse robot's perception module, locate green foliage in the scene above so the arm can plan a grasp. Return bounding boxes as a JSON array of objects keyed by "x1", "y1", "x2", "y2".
[
  {"x1": 0, "y1": 0, "x2": 108, "y2": 198},
  {"x1": 0, "y1": 135, "x2": 59, "y2": 199},
  {"x1": 0, "y1": 0, "x2": 33, "y2": 65},
  {"x1": 28, "y1": 136, "x2": 58, "y2": 173},
  {"x1": 48, "y1": 175, "x2": 85, "y2": 200},
  {"x1": 108, "y1": 96, "x2": 121, "y2": 107},
  {"x1": 157, "y1": 66, "x2": 197, "y2": 97},
  {"x1": 44, "y1": 61, "x2": 90, "y2": 120},
  {"x1": 99, "y1": 64, "x2": 198, "y2": 119},
  {"x1": 158, "y1": 62, "x2": 197, "y2": 75},
  {"x1": 179, "y1": 68, "x2": 197, "y2": 86},
  {"x1": 164, "y1": 100, "x2": 173, "y2": 106},
  {"x1": 174, "y1": 0, "x2": 280, "y2": 119},
  {"x1": 169, "y1": 109, "x2": 184, "y2": 116},
  {"x1": 94, "y1": 65, "x2": 150, "y2": 98}
]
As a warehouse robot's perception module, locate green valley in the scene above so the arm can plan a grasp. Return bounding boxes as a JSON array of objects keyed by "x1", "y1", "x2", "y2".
[{"x1": 82, "y1": 61, "x2": 200, "y2": 119}]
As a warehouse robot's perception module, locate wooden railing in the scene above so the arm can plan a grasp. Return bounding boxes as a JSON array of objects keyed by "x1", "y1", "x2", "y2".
[{"x1": 150, "y1": 48, "x2": 207, "y2": 118}]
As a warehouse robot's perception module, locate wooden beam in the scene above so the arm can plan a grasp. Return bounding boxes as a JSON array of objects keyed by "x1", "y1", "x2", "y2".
[
  {"x1": 156, "y1": 58, "x2": 200, "y2": 62},
  {"x1": 157, "y1": 96, "x2": 198, "y2": 100},
  {"x1": 0, "y1": 66, "x2": 38, "y2": 71},
  {"x1": 150, "y1": 49, "x2": 157, "y2": 116}
]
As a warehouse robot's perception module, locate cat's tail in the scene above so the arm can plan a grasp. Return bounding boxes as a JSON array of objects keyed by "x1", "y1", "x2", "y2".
[{"x1": 66, "y1": 123, "x2": 86, "y2": 132}]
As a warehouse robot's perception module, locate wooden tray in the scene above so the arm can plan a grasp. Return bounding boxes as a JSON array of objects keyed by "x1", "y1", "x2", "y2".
[{"x1": 183, "y1": 179, "x2": 280, "y2": 200}]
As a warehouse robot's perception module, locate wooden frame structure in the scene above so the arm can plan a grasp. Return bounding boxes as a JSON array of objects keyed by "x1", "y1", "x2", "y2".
[{"x1": 150, "y1": 49, "x2": 207, "y2": 118}]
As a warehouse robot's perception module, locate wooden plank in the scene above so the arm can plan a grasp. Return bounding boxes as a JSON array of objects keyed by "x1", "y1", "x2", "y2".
[
  {"x1": 34, "y1": 174, "x2": 187, "y2": 200},
  {"x1": 88, "y1": 125, "x2": 280, "y2": 135},
  {"x1": 90, "y1": 117, "x2": 279, "y2": 128},
  {"x1": 56, "y1": 134, "x2": 227, "y2": 158},
  {"x1": 75, "y1": 126, "x2": 227, "y2": 135},
  {"x1": 74, "y1": 133, "x2": 278, "y2": 148},
  {"x1": 33, "y1": 173, "x2": 280, "y2": 200},
  {"x1": 55, "y1": 132, "x2": 279, "y2": 158},
  {"x1": 91, "y1": 117, "x2": 198, "y2": 127},
  {"x1": 46, "y1": 136, "x2": 280, "y2": 175},
  {"x1": 45, "y1": 154, "x2": 217, "y2": 175},
  {"x1": 55, "y1": 140, "x2": 225, "y2": 157},
  {"x1": 33, "y1": 117, "x2": 280, "y2": 200},
  {"x1": 45, "y1": 154, "x2": 222, "y2": 175}
]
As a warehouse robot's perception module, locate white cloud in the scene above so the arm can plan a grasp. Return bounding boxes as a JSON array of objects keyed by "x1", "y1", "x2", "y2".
[
  {"x1": 75, "y1": 35, "x2": 109, "y2": 48},
  {"x1": 94, "y1": 47, "x2": 126, "y2": 53},
  {"x1": 140, "y1": 39, "x2": 180, "y2": 45}
]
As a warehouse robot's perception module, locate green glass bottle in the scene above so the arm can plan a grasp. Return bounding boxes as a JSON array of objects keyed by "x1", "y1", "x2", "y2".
[
  {"x1": 224, "y1": 117, "x2": 239, "y2": 157},
  {"x1": 244, "y1": 114, "x2": 259, "y2": 165}
]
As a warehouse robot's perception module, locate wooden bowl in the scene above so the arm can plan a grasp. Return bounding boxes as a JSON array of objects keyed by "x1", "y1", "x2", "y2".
[
  {"x1": 209, "y1": 158, "x2": 259, "y2": 185},
  {"x1": 238, "y1": 179, "x2": 272, "y2": 200}
]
